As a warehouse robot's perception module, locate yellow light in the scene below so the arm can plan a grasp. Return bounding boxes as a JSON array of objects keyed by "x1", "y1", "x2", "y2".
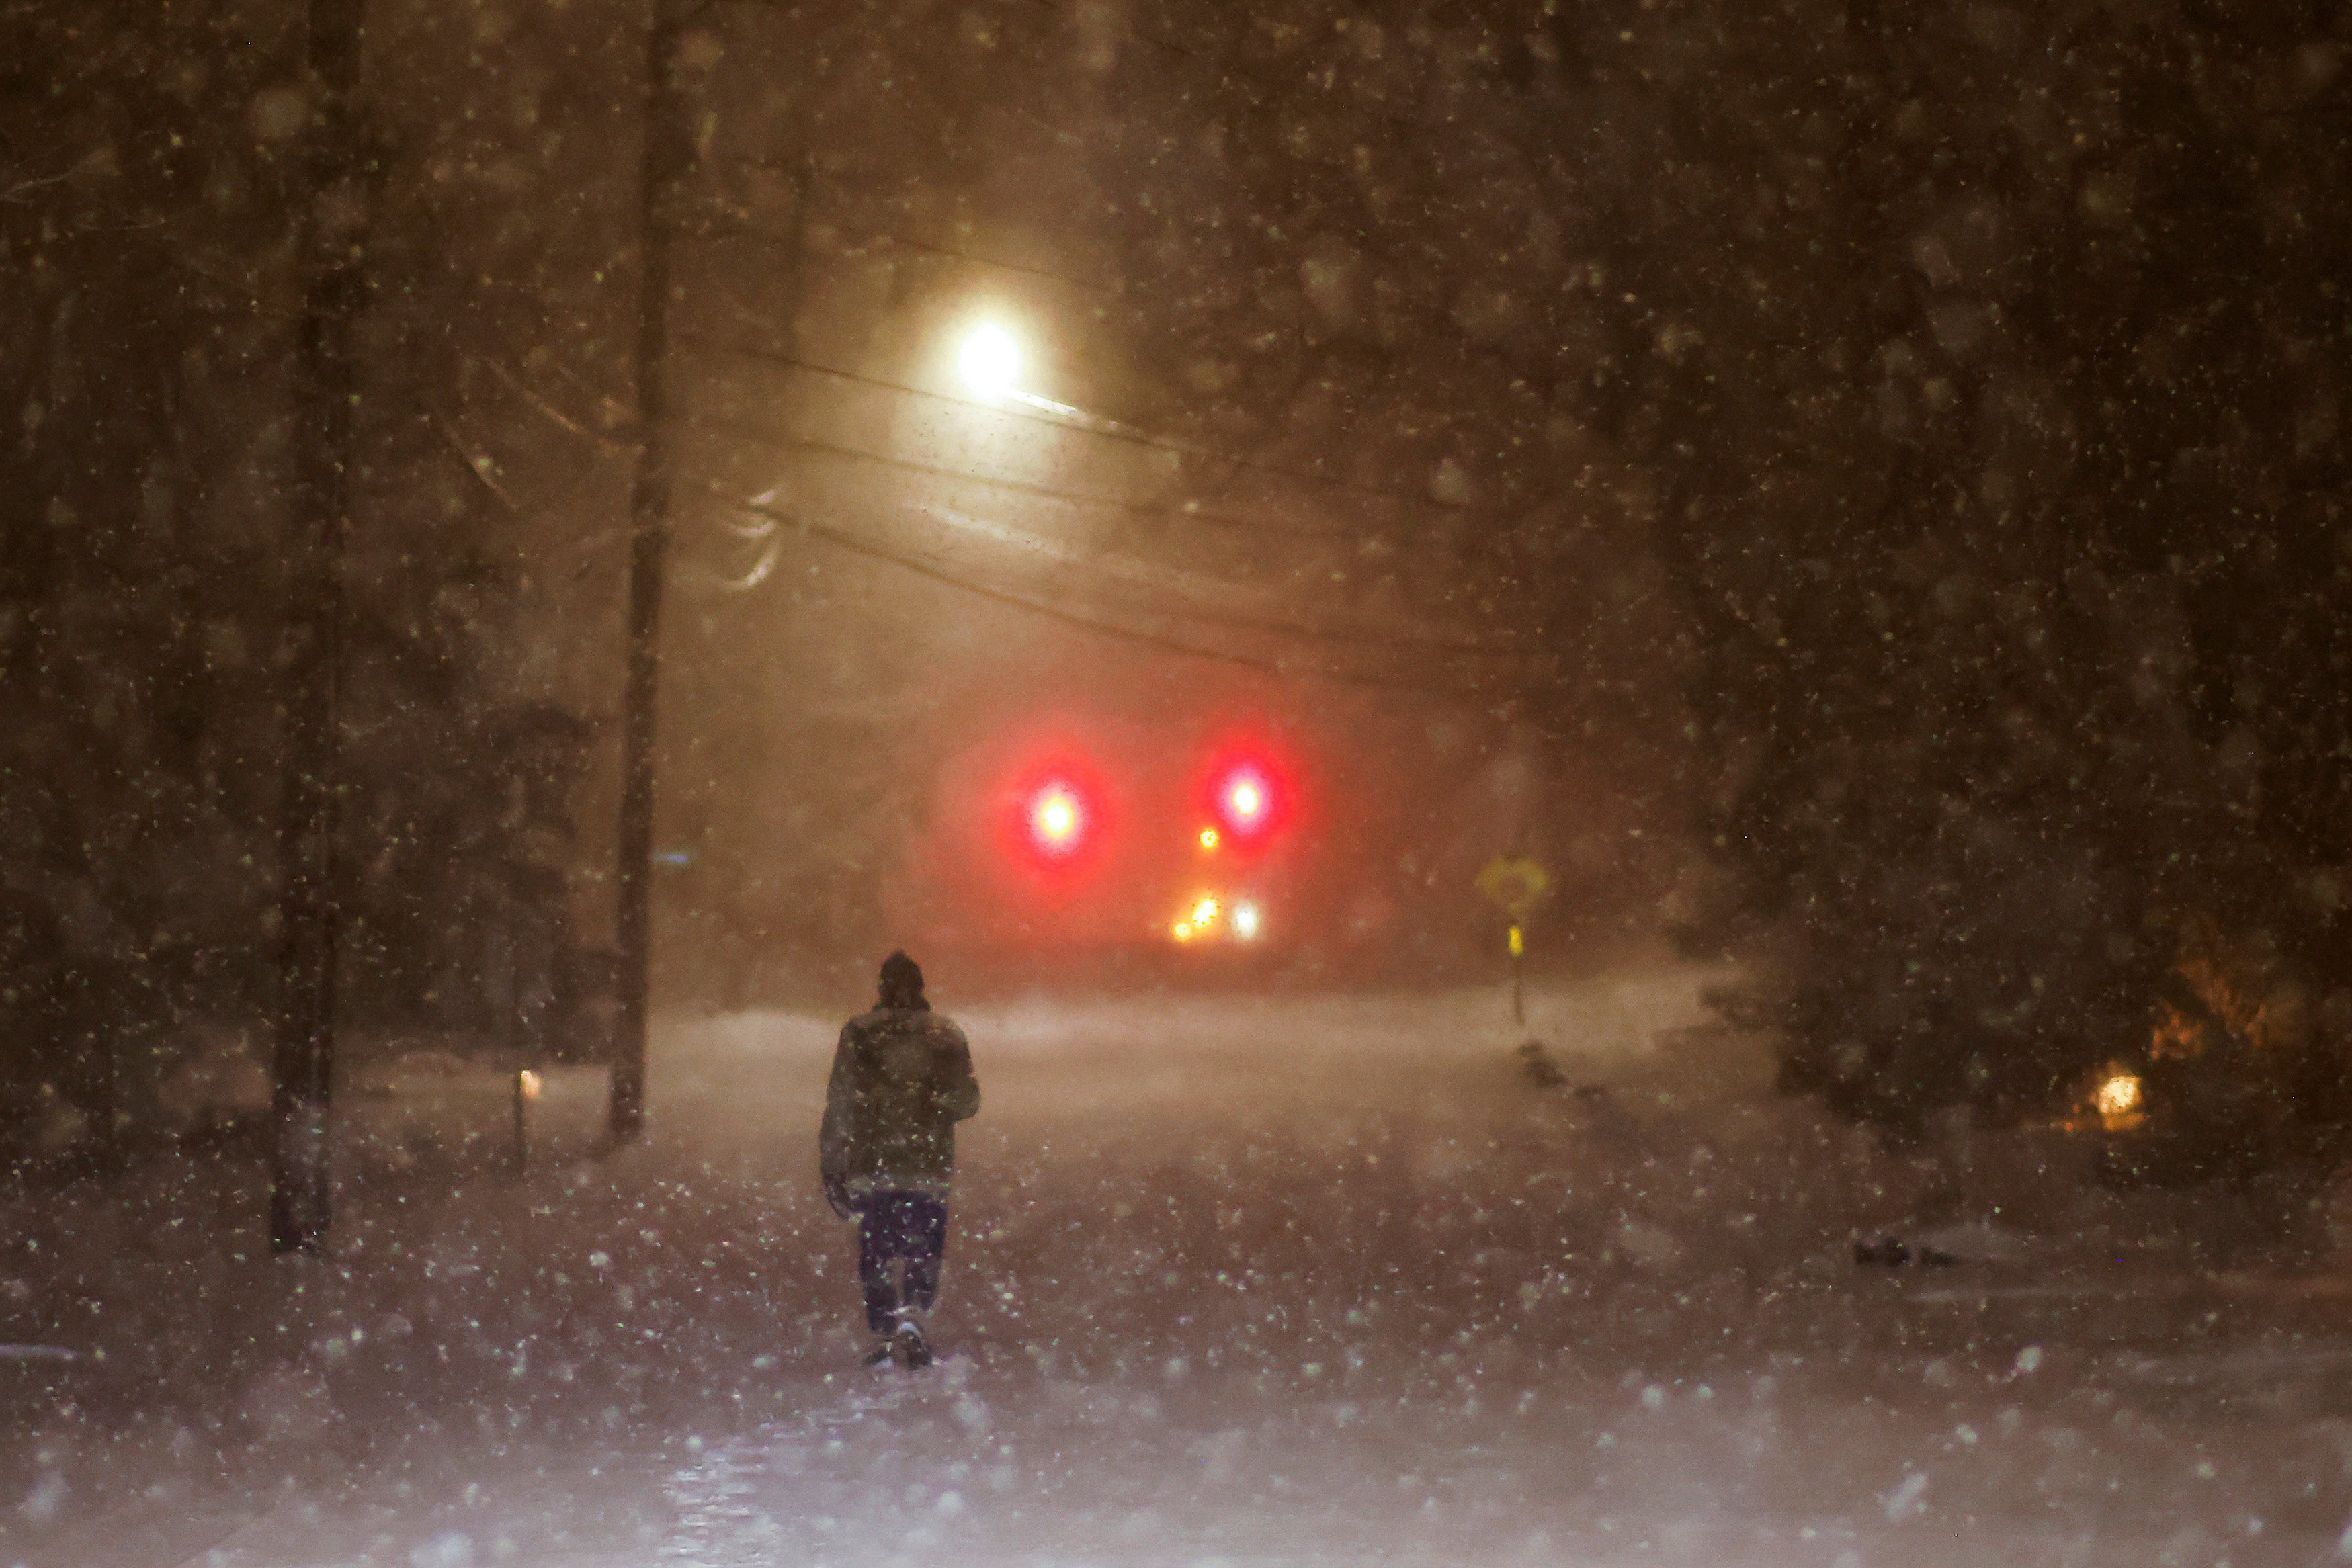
[
  {"x1": 1198, "y1": 826, "x2": 1219, "y2": 851},
  {"x1": 518, "y1": 1069, "x2": 542, "y2": 1101},
  {"x1": 1232, "y1": 901, "x2": 1261, "y2": 941},
  {"x1": 958, "y1": 321, "x2": 1022, "y2": 396},
  {"x1": 1191, "y1": 896, "x2": 1220, "y2": 928},
  {"x1": 1171, "y1": 921, "x2": 1195, "y2": 943},
  {"x1": 2095, "y1": 1071, "x2": 2142, "y2": 1119}
]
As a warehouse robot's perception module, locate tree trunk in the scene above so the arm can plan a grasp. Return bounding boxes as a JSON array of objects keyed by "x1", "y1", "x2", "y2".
[{"x1": 271, "y1": 0, "x2": 368, "y2": 1254}]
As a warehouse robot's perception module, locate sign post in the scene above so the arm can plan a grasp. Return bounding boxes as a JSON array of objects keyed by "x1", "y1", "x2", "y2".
[
  {"x1": 1507, "y1": 922, "x2": 1526, "y2": 1024},
  {"x1": 1476, "y1": 857, "x2": 1553, "y2": 1029}
]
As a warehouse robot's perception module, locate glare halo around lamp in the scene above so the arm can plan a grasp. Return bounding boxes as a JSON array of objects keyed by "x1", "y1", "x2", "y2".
[{"x1": 957, "y1": 321, "x2": 1023, "y2": 398}]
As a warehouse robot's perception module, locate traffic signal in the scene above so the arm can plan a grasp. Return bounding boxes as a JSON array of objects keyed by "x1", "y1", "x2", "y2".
[
  {"x1": 993, "y1": 735, "x2": 1116, "y2": 887},
  {"x1": 1208, "y1": 753, "x2": 1286, "y2": 843},
  {"x1": 1219, "y1": 769, "x2": 1269, "y2": 830},
  {"x1": 1025, "y1": 781, "x2": 1088, "y2": 858}
]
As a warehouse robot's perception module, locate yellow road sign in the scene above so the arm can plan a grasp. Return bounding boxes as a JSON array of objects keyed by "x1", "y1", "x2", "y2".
[{"x1": 1476, "y1": 856, "x2": 1552, "y2": 920}]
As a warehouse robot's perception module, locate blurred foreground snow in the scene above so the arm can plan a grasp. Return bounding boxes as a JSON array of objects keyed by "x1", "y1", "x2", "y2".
[{"x1": 6, "y1": 959, "x2": 2352, "y2": 1566}]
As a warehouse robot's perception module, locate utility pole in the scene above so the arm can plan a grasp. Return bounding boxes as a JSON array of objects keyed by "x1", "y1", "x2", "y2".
[
  {"x1": 271, "y1": 0, "x2": 368, "y2": 1254},
  {"x1": 610, "y1": 5, "x2": 688, "y2": 1141}
]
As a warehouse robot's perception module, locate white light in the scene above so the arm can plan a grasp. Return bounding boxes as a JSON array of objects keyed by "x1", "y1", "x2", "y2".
[
  {"x1": 1029, "y1": 785, "x2": 1083, "y2": 849},
  {"x1": 958, "y1": 322, "x2": 1023, "y2": 396},
  {"x1": 1232, "y1": 901, "x2": 1262, "y2": 941}
]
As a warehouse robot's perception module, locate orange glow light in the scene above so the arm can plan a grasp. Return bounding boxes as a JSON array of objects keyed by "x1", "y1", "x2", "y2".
[{"x1": 2095, "y1": 1071, "x2": 2142, "y2": 1120}]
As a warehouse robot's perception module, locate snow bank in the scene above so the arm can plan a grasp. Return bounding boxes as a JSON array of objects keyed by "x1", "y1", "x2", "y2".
[{"x1": 4, "y1": 970, "x2": 2349, "y2": 1565}]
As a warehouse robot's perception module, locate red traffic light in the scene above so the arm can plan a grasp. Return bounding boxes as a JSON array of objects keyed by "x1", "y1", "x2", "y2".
[
  {"x1": 1001, "y1": 744, "x2": 1112, "y2": 883},
  {"x1": 1219, "y1": 769, "x2": 1269, "y2": 829},
  {"x1": 1206, "y1": 750, "x2": 1288, "y2": 843},
  {"x1": 1025, "y1": 781, "x2": 1089, "y2": 858}
]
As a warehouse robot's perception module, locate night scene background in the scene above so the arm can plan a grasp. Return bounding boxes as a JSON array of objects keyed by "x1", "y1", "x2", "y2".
[{"x1": 3, "y1": 1, "x2": 2350, "y2": 1563}]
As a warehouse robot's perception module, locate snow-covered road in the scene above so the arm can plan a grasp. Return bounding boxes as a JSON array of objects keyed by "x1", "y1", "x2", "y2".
[{"x1": 11, "y1": 967, "x2": 2352, "y2": 1566}]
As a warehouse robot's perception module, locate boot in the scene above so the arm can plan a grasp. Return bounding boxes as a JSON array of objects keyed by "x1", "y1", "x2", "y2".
[{"x1": 893, "y1": 1315, "x2": 933, "y2": 1370}]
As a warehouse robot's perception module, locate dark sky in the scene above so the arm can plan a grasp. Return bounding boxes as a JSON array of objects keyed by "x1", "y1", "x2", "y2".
[{"x1": 5, "y1": 0, "x2": 2347, "y2": 1122}]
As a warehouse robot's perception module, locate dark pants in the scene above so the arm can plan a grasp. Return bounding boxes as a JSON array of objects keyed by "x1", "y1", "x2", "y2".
[{"x1": 855, "y1": 1191, "x2": 948, "y2": 1334}]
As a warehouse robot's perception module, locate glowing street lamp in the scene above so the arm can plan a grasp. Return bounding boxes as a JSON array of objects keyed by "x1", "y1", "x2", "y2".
[
  {"x1": 948, "y1": 313, "x2": 1099, "y2": 425},
  {"x1": 1232, "y1": 900, "x2": 1262, "y2": 941},
  {"x1": 958, "y1": 321, "x2": 1024, "y2": 398}
]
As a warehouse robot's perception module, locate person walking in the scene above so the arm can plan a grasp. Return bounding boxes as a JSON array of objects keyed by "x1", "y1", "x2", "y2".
[{"x1": 819, "y1": 951, "x2": 980, "y2": 1368}]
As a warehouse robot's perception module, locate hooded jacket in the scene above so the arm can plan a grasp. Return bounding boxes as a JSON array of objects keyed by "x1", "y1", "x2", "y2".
[{"x1": 818, "y1": 1005, "x2": 980, "y2": 1198}]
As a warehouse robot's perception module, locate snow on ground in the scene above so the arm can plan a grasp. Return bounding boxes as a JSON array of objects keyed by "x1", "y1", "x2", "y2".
[{"x1": 7, "y1": 960, "x2": 2352, "y2": 1566}]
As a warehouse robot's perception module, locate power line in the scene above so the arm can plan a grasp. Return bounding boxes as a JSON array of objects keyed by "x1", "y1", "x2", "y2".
[
  {"x1": 668, "y1": 210, "x2": 1549, "y2": 543},
  {"x1": 718, "y1": 478, "x2": 1527, "y2": 656},
  {"x1": 691, "y1": 474, "x2": 1530, "y2": 656},
  {"x1": 661, "y1": 0, "x2": 1577, "y2": 537},
  {"x1": 689, "y1": 407, "x2": 1415, "y2": 548},
  {"x1": 708, "y1": 492, "x2": 1519, "y2": 699},
  {"x1": 681, "y1": 332, "x2": 1483, "y2": 528},
  {"x1": 442, "y1": 344, "x2": 1528, "y2": 651},
  {"x1": 694, "y1": 412, "x2": 1334, "y2": 539}
]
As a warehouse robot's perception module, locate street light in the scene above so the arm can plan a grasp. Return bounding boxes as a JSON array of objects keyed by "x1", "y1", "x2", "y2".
[
  {"x1": 957, "y1": 321, "x2": 1024, "y2": 398},
  {"x1": 949, "y1": 314, "x2": 1092, "y2": 424}
]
